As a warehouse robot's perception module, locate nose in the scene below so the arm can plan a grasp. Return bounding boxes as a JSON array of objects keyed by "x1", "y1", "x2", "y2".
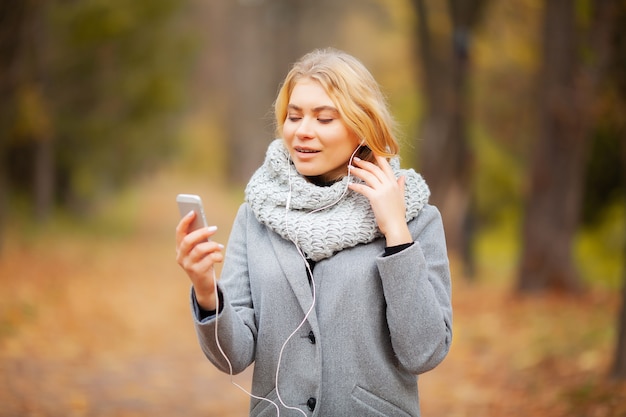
[{"x1": 295, "y1": 116, "x2": 314, "y2": 139}]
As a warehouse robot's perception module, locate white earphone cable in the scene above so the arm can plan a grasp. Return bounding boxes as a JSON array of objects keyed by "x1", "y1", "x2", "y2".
[
  {"x1": 273, "y1": 143, "x2": 362, "y2": 413},
  {"x1": 211, "y1": 142, "x2": 364, "y2": 416},
  {"x1": 212, "y1": 268, "x2": 282, "y2": 414}
]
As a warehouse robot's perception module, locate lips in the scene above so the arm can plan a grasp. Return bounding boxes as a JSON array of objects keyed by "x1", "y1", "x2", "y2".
[{"x1": 295, "y1": 146, "x2": 320, "y2": 154}]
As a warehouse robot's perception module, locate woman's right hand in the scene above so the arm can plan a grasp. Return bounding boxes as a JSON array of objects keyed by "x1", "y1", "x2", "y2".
[{"x1": 175, "y1": 210, "x2": 224, "y2": 311}]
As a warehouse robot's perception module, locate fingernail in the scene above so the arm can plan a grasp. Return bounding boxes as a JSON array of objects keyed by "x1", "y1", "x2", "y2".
[
  {"x1": 354, "y1": 156, "x2": 361, "y2": 162},
  {"x1": 207, "y1": 226, "x2": 218, "y2": 232},
  {"x1": 186, "y1": 210, "x2": 194, "y2": 217},
  {"x1": 218, "y1": 244, "x2": 225, "y2": 249}
]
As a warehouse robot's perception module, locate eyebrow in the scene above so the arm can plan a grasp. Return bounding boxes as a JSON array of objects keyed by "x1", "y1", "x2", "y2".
[{"x1": 287, "y1": 104, "x2": 339, "y2": 114}]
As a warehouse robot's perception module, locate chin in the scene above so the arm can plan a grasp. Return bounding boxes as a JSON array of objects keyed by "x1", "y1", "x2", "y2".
[
  {"x1": 296, "y1": 168, "x2": 322, "y2": 178},
  {"x1": 292, "y1": 163, "x2": 319, "y2": 177}
]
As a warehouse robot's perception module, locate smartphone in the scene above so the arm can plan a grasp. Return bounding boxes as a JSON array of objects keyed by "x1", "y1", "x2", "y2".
[{"x1": 176, "y1": 194, "x2": 208, "y2": 232}]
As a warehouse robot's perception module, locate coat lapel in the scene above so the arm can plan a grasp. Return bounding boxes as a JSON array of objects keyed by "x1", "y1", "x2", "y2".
[{"x1": 268, "y1": 231, "x2": 319, "y2": 328}]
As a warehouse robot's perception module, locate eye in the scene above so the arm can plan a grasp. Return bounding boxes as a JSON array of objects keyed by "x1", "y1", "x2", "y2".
[
  {"x1": 317, "y1": 118, "x2": 334, "y2": 124},
  {"x1": 287, "y1": 115, "x2": 301, "y2": 122}
]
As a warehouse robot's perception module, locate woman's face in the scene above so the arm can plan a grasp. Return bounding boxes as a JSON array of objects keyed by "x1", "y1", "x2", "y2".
[{"x1": 282, "y1": 78, "x2": 361, "y2": 183}]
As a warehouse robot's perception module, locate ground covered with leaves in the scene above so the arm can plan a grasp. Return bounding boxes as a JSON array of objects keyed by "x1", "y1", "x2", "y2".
[{"x1": 1, "y1": 172, "x2": 624, "y2": 417}]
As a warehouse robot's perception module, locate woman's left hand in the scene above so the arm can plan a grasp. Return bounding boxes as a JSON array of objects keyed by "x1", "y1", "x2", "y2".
[{"x1": 348, "y1": 155, "x2": 412, "y2": 246}]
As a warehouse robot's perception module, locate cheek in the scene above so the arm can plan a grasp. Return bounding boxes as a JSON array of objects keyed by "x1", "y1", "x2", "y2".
[
  {"x1": 332, "y1": 128, "x2": 360, "y2": 155},
  {"x1": 281, "y1": 123, "x2": 296, "y2": 140}
]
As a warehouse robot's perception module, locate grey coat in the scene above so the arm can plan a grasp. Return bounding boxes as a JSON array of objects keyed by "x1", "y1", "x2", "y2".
[{"x1": 192, "y1": 203, "x2": 452, "y2": 417}]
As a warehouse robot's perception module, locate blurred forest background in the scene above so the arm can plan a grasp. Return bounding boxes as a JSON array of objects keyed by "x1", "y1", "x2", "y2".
[{"x1": 1, "y1": 0, "x2": 626, "y2": 416}]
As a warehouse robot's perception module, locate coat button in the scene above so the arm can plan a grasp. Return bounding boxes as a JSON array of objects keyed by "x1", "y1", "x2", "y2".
[
  {"x1": 306, "y1": 397, "x2": 317, "y2": 411},
  {"x1": 307, "y1": 330, "x2": 316, "y2": 344}
]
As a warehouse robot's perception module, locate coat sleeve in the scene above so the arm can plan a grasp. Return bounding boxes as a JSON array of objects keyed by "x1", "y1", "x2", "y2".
[
  {"x1": 376, "y1": 204, "x2": 453, "y2": 374},
  {"x1": 191, "y1": 204, "x2": 257, "y2": 375}
]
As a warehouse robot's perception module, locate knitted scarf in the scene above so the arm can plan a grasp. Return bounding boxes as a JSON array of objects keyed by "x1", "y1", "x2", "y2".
[{"x1": 245, "y1": 139, "x2": 430, "y2": 262}]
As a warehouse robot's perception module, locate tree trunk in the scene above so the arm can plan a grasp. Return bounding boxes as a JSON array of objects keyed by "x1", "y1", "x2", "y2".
[
  {"x1": 411, "y1": 0, "x2": 455, "y2": 217},
  {"x1": 34, "y1": 135, "x2": 54, "y2": 221},
  {"x1": 0, "y1": 0, "x2": 29, "y2": 249},
  {"x1": 223, "y1": 0, "x2": 347, "y2": 184},
  {"x1": 609, "y1": 0, "x2": 626, "y2": 382},
  {"x1": 517, "y1": 0, "x2": 616, "y2": 292},
  {"x1": 611, "y1": 113, "x2": 626, "y2": 379},
  {"x1": 409, "y1": 0, "x2": 487, "y2": 273},
  {"x1": 31, "y1": 4, "x2": 54, "y2": 221},
  {"x1": 224, "y1": 0, "x2": 274, "y2": 184},
  {"x1": 613, "y1": 234, "x2": 626, "y2": 379},
  {"x1": 223, "y1": 0, "x2": 304, "y2": 184},
  {"x1": 518, "y1": 0, "x2": 585, "y2": 292}
]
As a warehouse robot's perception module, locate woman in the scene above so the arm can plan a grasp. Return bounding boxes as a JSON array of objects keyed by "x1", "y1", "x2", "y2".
[{"x1": 176, "y1": 48, "x2": 452, "y2": 417}]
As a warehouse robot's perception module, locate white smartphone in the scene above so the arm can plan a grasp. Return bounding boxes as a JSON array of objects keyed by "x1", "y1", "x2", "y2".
[{"x1": 176, "y1": 194, "x2": 208, "y2": 232}]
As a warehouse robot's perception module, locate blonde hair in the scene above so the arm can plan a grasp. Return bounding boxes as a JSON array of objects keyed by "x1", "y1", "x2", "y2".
[{"x1": 274, "y1": 48, "x2": 399, "y2": 161}]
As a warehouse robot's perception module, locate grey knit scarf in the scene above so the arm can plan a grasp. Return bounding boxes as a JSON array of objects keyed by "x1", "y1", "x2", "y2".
[{"x1": 245, "y1": 139, "x2": 430, "y2": 261}]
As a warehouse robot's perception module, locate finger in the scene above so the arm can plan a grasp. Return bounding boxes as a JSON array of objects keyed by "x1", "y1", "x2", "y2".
[
  {"x1": 353, "y1": 156, "x2": 392, "y2": 184},
  {"x1": 398, "y1": 175, "x2": 407, "y2": 199},
  {"x1": 351, "y1": 157, "x2": 389, "y2": 185},
  {"x1": 184, "y1": 253, "x2": 221, "y2": 282},
  {"x1": 348, "y1": 182, "x2": 375, "y2": 199},
  {"x1": 188, "y1": 225, "x2": 218, "y2": 245},
  {"x1": 349, "y1": 164, "x2": 381, "y2": 187},
  {"x1": 352, "y1": 156, "x2": 379, "y2": 173},
  {"x1": 177, "y1": 225, "x2": 219, "y2": 263},
  {"x1": 180, "y1": 240, "x2": 224, "y2": 274},
  {"x1": 374, "y1": 154, "x2": 396, "y2": 179},
  {"x1": 175, "y1": 210, "x2": 196, "y2": 247},
  {"x1": 188, "y1": 240, "x2": 223, "y2": 264}
]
